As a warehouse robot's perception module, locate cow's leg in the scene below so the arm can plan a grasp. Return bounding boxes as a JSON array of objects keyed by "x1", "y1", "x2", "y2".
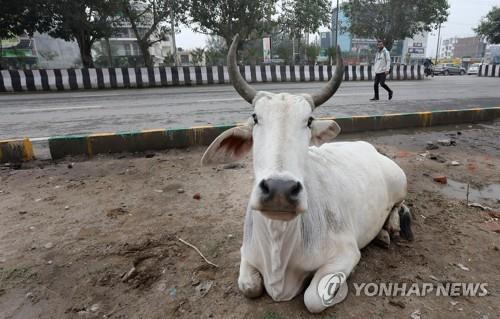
[
  {"x1": 384, "y1": 206, "x2": 401, "y2": 234},
  {"x1": 304, "y1": 241, "x2": 360, "y2": 313},
  {"x1": 238, "y1": 258, "x2": 264, "y2": 298},
  {"x1": 374, "y1": 229, "x2": 390, "y2": 248}
]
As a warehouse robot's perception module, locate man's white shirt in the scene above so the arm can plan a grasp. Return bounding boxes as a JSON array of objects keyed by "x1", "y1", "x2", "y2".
[{"x1": 374, "y1": 48, "x2": 391, "y2": 74}]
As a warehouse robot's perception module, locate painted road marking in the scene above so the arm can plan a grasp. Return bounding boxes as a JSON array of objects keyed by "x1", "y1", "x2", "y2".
[{"x1": 17, "y1": 105, "x2": 105, "y2": 113}]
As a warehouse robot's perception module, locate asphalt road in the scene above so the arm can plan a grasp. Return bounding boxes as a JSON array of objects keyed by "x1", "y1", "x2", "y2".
[{"x1": 1, "y1": 75, "x2": 499, "y2": 140}]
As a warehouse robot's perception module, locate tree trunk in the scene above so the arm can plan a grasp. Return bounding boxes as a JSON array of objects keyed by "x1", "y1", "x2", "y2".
[
  {"x1": 138, "y1": 40, "x2": 153, "y2": 67},
  {"x1": 105, "y1": 38, "x2": 113, "y2": 67},
  {"x1": 76, "y1": 35, "x2": 94, "y2": 68}
]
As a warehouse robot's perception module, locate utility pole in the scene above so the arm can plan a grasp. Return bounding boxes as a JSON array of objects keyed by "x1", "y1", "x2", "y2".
[
  {"x1": 435, "y1": 23, "x2": 441, "y2": 65},
  {"x1": 335, "y1": 0, "x2": 340, "y2": 48},
  {"x1": 170, "y1": 1, "x2": 179, "y2": 65}
]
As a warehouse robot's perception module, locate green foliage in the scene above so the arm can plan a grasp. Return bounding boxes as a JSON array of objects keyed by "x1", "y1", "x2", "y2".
[
  {"x1": 0, "y1": 0, "x2": 53, "y2": 38},
  {"x1": 48, "y1": 0, "x2": 122, "y2": 68},
  {"x1": 305, "y1": 44, "x2": 320, "y2": 64},
  {"x1": 191, "y1": 47, "x2": 205, "y2": 66},
  {"x1": 162, "y1": 52, "x2": 175, "y2": 66},
  {"x1": 343, "y1": 0, "x2": 450, "y2": 50},
  {"x1": 204, "y1": 35, "x2": 227, "y2": 66},
  {"x1": 475, "y1": 6, "x2": 500, "y2": 44},
  {"x1": 190, "y1": 0, "x2": 278, "y2": 45},
  {"x1": 120, "y1": 0, "x2": 190, "y2": 67},
  {"x1": 279, "y1": 0, "x2": 331, "y2": 39}
]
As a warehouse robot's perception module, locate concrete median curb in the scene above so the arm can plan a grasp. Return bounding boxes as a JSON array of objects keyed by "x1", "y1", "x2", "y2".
[
  {"x1": 0, "y1": 138, "x2": 34, "y2": 163},
  {"x1": 45, "y1": 107, "x2": 500, "y2": 160}
]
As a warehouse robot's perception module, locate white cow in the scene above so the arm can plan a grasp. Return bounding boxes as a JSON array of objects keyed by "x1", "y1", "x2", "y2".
[{"x1": 202, "y1": 34, "x2": 413, "y2": 313}]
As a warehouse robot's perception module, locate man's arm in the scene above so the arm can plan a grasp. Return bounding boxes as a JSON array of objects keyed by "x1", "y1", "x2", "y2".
[{"x1": 385, "y1": 50, "x2": 391, "y2": 73}]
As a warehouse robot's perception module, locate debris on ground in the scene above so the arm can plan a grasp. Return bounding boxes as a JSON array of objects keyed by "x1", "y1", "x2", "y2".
[
  {"x1": 223, "y1": 163, "x2": 245, "y2": 170},
  {"x1": 455, "y1": 263, "x2": 470, "y2": 271},
  {"x1": 410, "y1": 309, "x2": 421, "y2": 319},
  {"x1": 437, "y1": 139, "x2": 457, "y2": 146},
  {"x1": 193, "y1": 193, "x2": 201, "y2": 200},
  {"x1": 450, "y1": 161, "x2": 460, "y2": 166},
  {"x1": 429, "y1": 154, "x2": 447, "y2": 163},
  {"x1": 468, "y1": 203, "x2": 493, "y2": 211},
  {"x1": 426, "y1": 141, "x2": 439, "y2": 150},
  {"x1": 195, "y1": 280, "x2": 214, "y2": 297},
  {"x1": 433, "y1": 175, "x2": 448, "y2": 184}
]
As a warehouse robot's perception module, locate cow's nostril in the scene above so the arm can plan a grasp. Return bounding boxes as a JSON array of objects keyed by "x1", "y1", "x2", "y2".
[
  {"x1": 259, "y1": 180, "x2": 270, "y2": 195},
  {"x1": 290, "y1": 182, "x2": 302, "y2": 198}
]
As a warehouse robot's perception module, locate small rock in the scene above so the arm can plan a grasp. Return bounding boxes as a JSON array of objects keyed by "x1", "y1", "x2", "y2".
[
  {"x1": 145, "y1": 153, "x2": 156, "y2": 158},
  {"x1": 47, "y1": 260, "x2": 53, "y2": 265},
  {"x1": 67, "y1": 163, "x2": 73, "y2": 169},
  {"x1": 433, "y1": 175, "x2": 447, "y2": 184},
  {"x1": 429, "y1": 154, "x2": 447, "y2": 163},
  {"x1": 64, "y1": 206, "x2": 70, "y2": 210},
  {"x1": 90, "y1": 303, "x2": 99, "y2": 312},
  {"x1": 29, "y1": 226, "x2": 36, "y2": 231},
  {"x1": 19, "y1": 211, "x2": 28, "y2": 215},
  {"x1": 438, "y1": 139, "x2": 457, "y2": 146},
  {"x1": 154, "y1": 189, "x2": 164, "y2": 193},
  {"x1": 450, "y1": 301, "x2": 458, "y2": 306},
  {"x1": 457, "y1": 131, "x2": 462, "y2": 135},
  {"x1": 44, "y1": 242, "x2": 54, "y2": 249},
  {"x1": 426, "y1": 141, "x2": 439, "y2": 150},
  {"x1": 227, "y1": 234, "x2": 234, "y2": 239},
  {"x1": 177, "y1": 188, "x2": 185, "y2": 194},
  {"x1": 193, "y1": 193, "x2": 201, "y2": 200},
  {"x1": 450, "y1": 161, "x2": 460, "y2": 166}
]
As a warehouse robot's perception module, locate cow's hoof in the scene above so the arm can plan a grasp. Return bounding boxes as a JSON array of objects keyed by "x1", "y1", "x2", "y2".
[
  {"x1": 304, "y1": 286, "x2": 327, "y2": 313},
  {"x1": 238, "y1": 273, "x2": 264, "y2": 298},
  {"x1": 375, "y1": 229, "x2": 390, "y2": 248}
]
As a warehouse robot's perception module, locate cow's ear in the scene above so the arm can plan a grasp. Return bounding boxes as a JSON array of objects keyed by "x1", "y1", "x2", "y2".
[
  {"x1": 310, "y1": 119, "x2": 341, "y2": 146},
  {"x1": 201, "y1": 125, "x2": 253, "y2": 166}
]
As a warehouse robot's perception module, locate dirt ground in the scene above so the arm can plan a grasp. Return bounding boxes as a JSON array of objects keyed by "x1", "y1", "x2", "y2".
[{"x1": 1, "y1": 121, "x2": 499, "y2": 319}]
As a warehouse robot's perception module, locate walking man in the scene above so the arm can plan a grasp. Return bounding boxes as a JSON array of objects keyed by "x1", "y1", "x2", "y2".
[{"x1": 371, "y1": 40, "x2": 393, "y2": 101}]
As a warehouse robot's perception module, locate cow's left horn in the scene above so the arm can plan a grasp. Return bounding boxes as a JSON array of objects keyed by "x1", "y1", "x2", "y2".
[
  {"x1": 227, "y1": 34, "x2": 257, "y2": 104},
  {"x1": 311, "y1": 46, "x2": 344, "y2": 108}
]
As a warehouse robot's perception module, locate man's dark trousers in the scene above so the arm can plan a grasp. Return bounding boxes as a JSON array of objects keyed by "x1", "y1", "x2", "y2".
[{"x1": 374, "y1": 72, "x2": 392, "y2": 99}]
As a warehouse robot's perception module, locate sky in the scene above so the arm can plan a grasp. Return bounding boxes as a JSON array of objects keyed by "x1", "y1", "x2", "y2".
[{"x1": 175, "y1": 0, "x2": 499, "y2": 57}]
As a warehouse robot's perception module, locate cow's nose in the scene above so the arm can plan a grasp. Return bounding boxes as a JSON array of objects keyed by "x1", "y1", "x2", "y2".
[{"x1": 259, "y1": 178, "x2": 303, "y2": 204}]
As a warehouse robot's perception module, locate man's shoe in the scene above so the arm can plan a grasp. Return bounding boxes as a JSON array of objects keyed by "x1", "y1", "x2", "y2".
[
  {"x1": 389, "y1": 91, "x2": 393, "y2": 100},
  {"x1": 370, "y1": 97, "x2": 379, "y2": 101}
]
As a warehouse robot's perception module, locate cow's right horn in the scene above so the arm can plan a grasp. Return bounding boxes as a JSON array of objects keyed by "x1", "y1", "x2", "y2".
[{"x1": 227, "y1": 34, "x2": 257, "y2": 104}]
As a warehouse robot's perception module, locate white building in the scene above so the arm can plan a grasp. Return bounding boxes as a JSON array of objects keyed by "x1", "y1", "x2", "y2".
[
  {"x1": 401, "y1": 32, "x2": 429, "y2": 64},
  {"x1": 440, "y1": 37, "x2": 458, "y2": 59}
]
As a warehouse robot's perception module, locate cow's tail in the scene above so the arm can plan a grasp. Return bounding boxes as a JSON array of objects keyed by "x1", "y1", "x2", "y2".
[{"x1": 398, "y1": 204, "x2": 414, "y2": 241}]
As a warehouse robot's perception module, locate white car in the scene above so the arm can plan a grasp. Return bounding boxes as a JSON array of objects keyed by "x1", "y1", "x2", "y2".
[{"x1": 467, "y1": 63, "x2": 481, "y2": 75}]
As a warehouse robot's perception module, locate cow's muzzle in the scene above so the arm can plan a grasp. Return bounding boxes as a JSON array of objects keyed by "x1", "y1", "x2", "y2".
[{"x1": 251, "y1": 178, "x2": 306, "y2": 220}]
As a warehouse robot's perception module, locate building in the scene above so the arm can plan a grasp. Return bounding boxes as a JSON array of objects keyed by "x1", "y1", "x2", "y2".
[
  {"x1": 320, "y1": 32, "x2": 331, "y2": 50},
  {"x1": 440, "y1": 37, "x2": 458, "y2": 59},
  {"x1": 453, "y1": 36, "x2": 486, "y2": 59},
  {"x1": 331, "y1": 7, "x2": 352, "y2": 52},
  {"x1": 401, "y1": 32, "x2": 429, "y2": 64},
  {"x1": 95, "y1": 20, "x2": 173, "y2": 67}
]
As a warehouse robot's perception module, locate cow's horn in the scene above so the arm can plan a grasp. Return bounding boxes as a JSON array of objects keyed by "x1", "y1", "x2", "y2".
[
  {"x1": 311, "y1": 46, "x2": 344, "y2": 108},
  {"x1": 227, "y1": 34, "x2": 257, "y2": 104}
]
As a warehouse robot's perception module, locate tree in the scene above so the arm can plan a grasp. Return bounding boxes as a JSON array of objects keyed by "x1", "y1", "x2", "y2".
[
  {"x1": 48, "y1": 0, "x2": 121, "y2": 68},
  {"x1": 191, "y1": 47, "x2": 205, "y2": 66},
  {"x1": 343, "y1": 0, "x2": 449, "y2": 50},
  {"x1": 204, "y1": 35, "x2": 227, "y2": 66},
  {"x1": 475, "y1": 6, "x2": 500, "y2": 44},
  {"x1": 0, "y1": 0, "x2": 53, "y2": 39},
  {"x1": 120, "y1": 0, "x2": 190, "y2": 67},
  {"x1": 279, "y1": 0, "x2": 331, "y2": 63},
  {"x1": 189, "y1": 0, "x2": 278, "y2": 46},
  {"x1": 305, "y1": 44, "x2": 320, "y2": 64}
]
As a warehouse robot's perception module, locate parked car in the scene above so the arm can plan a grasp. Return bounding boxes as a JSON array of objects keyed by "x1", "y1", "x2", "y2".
[
  {"x1": 434, "y1": 63, "x2": 466, "y2": 75},
  {"x1": 467, "y1": 63, "x2": 481, "y2": 75}
]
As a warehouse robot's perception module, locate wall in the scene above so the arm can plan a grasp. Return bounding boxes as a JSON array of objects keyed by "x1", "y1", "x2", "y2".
[{"x1": 0, "y1": 64, "x2": 424, "y2": 92}]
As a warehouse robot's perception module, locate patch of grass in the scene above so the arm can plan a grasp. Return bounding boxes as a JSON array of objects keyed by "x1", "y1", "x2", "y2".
[{"x1": 263, "y1": 311, "x2": 281, "y2": 319}]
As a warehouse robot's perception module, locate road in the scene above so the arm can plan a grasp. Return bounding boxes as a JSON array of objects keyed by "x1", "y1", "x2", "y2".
[{"x1": 1, "y1": 75, "x2": 499, "y2": 140}]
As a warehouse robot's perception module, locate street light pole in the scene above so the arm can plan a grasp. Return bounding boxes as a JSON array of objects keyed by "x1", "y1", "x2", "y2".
[
  {"x1": 335, "y1": 0, "x2": 340, "y2": 48},
  {"x1": 435, "y1": 23, "x2": 441, "y2": 65}
]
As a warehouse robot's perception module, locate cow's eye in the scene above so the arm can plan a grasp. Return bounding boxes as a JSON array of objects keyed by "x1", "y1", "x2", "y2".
[
  {"x1": 307, "y1": 117, "x2": 314, "y2": 128},
  {"x1": 252, "y1": 113, "x2": 258, "y2": 124}
]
